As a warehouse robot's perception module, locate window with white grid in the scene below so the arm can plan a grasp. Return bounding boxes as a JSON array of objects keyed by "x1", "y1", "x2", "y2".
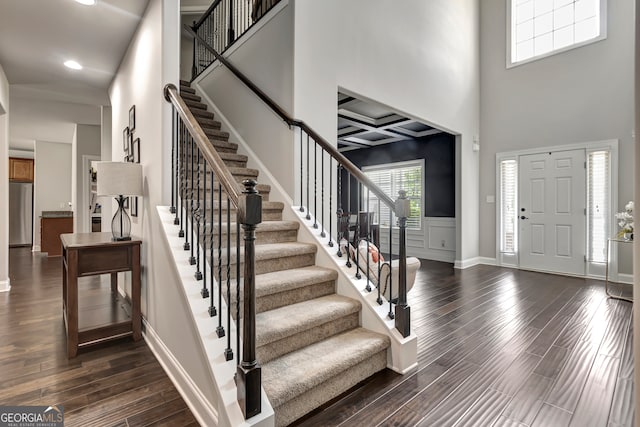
[
  {"x1": 510, "y1": 0, "x2": 606, "y2": 65},
  {"x1": 587, "y1": 150, "x2": 610, "y2": 263},
  {"x1": 500, "y1": 160, "x2": 518, "y2": 253},
  {"x1": 363, "y1": 160, "x2": 423, "y2": 230}
]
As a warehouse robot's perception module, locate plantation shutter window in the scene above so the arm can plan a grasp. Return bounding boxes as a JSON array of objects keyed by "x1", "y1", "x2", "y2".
[
  {"x1": 587, "y1": 150, "x2": 610, "y2": 263},
  {"x1": 500, "y1": 160, "x2": 518, "y2": 254},
  {"x1": 364, "y1": 160, "x2": 423, "y2": 230}
]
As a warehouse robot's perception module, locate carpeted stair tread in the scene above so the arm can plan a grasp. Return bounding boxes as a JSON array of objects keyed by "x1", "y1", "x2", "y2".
[
  {"x1": 228, "y1": 166, "x2": 258, "y2": 178},
  {"x1": 185, "y1": 99, "x2": 208, "y2": 110},
  {"x1": 180, "y1": 92, "x2": 201, "y2": 102},
  {"x1": 192, "y1": 108, "x2": 214, "y2": 119},
  {"x1": 253, "y1": 266, "x2": 337, "y2": 299},
  {"x1": 203, "y1": 127, "x2": 230, "y2": 140},
  {"x1": 196, "y1": 117, "x2": 222, "y2": 129},
  {"x1": 190, "y1": 200, "x2": 283, "y2": 212},
  {"x1": 216, "y1": 242, "x2": 317, "y2": 264},
  {"x1": 208, "y1": 220, "x2": 298, "y2": 234},
  {"x1": 262, "y1": 328, "x2": 390, "y2": 409},
  {"x1": 207, "y1": 138, "x2": 237, "y2": 152},
  {"x1": 256, "y1": 295, "x2": 360, "y2": 347},
  {"x1": 219, "y1": 152, "x2": 248, "y2": 164},
  {"x1": 179, "y1": 79, "x2": 191, "y2": 86},
  {"x1": 180, "y1": 86, "x2": 196, "y2": 95}
]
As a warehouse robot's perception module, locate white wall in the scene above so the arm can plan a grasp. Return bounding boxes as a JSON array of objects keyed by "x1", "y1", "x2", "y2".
[
  {"x1": 72, "y1": 124, "x2": 101, "y2": 233},
  {"x1": 633, "y1": 0, "x2": 640, "y2": 419},
  {"x1": 479, "y1": 0, "x2": 635, "y2": 272},
  {"x1": 0, "y1": 64, "x2": 9, "y2": 291},
  {"x1": 109, "y1": 0, "x2": 218, "y2": 408},
  {"x1": 100, "y1": 106, "x2": 113, "y2": 230},
  {"x1": 33, "y1": 141, "x2": 72, "y2": 251},
  {"x1": 196, "y1": 2, "x2": 296, "y2": 196},
  {"x1": 180, "y1": 13, "x2": 199, "y2": 82},
  {"x1": 293, "y1": 0, "x2": 481, "y2": 265}
]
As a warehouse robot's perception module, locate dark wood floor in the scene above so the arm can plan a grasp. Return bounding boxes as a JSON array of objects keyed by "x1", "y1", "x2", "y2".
[
  {"x1": 1, "y1": 247, "x2": 198, "y2": 427},
  {"x1": 297, "y1": 260, "x2": 635, "y2": 427}
]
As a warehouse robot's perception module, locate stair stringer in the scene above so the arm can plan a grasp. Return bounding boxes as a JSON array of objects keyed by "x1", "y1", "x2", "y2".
[
  {"x1": 156, "y1": 206, "x2": 276, "y2": 427},
  {"x1": 193, "y1": 85, "x2": 417, "y2": 375}
]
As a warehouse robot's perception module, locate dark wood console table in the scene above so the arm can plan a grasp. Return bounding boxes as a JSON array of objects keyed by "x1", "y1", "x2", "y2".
[{"x1": 61, "y1": 232, "x2": 142, "y2": 358}]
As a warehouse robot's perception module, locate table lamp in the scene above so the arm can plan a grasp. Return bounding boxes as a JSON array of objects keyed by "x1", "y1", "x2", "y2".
[{"x1": 96, "y1": 162, "x2": 143, "y2": 241}]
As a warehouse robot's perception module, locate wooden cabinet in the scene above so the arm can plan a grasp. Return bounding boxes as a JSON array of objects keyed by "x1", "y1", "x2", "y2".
[
  {"x1": 41, "y1": 216, "x2": 73, "y2": 257},
  {"x1": 9, "y1": 157, "x2": 34, "y2": 182}
]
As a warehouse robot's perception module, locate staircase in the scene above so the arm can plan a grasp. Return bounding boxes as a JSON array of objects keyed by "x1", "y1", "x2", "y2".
[{"x1": 179, "y1": 80, "x2": 391, "y2": 427}]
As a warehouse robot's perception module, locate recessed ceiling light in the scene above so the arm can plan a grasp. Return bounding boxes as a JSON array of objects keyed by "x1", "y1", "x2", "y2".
[
  {"x1": 75, "y1": 0, "x2": 96, "y2": 5},
  {"x1": 64, "y1": 60, "x2": 83, "y2": 70}
]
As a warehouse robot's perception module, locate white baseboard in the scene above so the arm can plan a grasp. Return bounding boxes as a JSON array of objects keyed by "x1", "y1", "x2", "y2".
[
  {"x1": 32, "y1": 245, "x2": 41, "y2": 253},
  {"x1": 142, "y1": 319, "x2": 218, "y2": 427},
  {"x1": 454, "y1": 256, "x2": 497, "y2": 269},
  {"x1": 618, "y1": 273, "x2": 634, "y2": 285},
  {"x1": 0, "y1": 278, "x2": 10, "y2": 293}
]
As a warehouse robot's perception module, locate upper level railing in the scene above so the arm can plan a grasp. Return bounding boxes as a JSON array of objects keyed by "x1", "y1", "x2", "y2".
[
  {"x1": 191, "y1": 0, "x2": 282, "y2": 79},
  {"x1": 184, "y1": 25, "x2": 412, "y2": 339},
  {"x1": 164, "y1": 84, "x2": 262, "y2": 419}
]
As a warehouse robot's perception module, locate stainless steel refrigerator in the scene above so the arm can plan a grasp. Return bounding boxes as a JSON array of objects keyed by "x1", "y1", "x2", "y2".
[{"x1": 9, "y1": 181, "x2": 33, "y2": 247}]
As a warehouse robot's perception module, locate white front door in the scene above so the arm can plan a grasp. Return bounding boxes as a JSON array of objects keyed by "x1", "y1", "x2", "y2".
[{"x1": 519, "y1": 150, "x2": 586, "y2": 275}]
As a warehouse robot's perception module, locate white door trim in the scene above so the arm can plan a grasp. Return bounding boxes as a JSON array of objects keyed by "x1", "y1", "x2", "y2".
[{"x1": 495, "y1": 139, "x2": 619, "y2": 279}]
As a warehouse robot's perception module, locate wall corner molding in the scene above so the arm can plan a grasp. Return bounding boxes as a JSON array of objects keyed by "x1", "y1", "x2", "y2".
[{"x1": 0, "y1": 278, "x2": 10, "y2": 292}]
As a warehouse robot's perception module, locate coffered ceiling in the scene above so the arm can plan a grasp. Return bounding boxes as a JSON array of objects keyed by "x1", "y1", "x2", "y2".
[{"x1": 338, "y1": 93, "x2": 443, "y2": 151}]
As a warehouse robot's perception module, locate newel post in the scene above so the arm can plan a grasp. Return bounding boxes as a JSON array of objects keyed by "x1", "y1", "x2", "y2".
[
  {"x1": 394, "y1": 190, "x2": 411, "y2": 338},
  {"x1": 237, "y1": 179, "x2": 262, "y2": 419}
]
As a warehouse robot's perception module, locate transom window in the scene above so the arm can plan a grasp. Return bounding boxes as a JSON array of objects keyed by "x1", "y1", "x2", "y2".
[
  {"x1": 363, "y1": 160, "x2": 423, "y2": 230},
  {"x1": 509, "y1": 0, "x2": 606, "y2": 66}
]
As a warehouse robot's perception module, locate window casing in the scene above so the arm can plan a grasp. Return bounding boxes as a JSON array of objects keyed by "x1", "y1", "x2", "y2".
[
  {"x1": 587, "y1": 150, "x2": 610, "y2": 263},
  {"x1": 499, "y1": 160, "x2": 518, "y2": 254},
  {"x1": 508, "y1": 0, "x2": 607, "y2": 67},
  {"x1": 363, "y1": 160, "x2": 423, "y2": 230}
]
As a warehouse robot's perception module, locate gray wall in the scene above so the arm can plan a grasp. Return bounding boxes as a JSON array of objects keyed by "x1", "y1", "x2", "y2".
[{"x1": 479, "y1": 0, "x2": 635, "y2": 271}]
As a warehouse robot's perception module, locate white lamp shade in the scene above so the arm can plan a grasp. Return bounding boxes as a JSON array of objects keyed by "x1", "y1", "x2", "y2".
[{"x1": 96, "y1": 162, "x2": 143, "y2": 196}]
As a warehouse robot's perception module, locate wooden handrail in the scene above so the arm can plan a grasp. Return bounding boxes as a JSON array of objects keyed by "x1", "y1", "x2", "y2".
[
  {"x1": 164, "y1": 83, "x2": 242, "y2": 207},
  {"x1": 184, "y1": 25, "x2": 397, "y2": 211}
]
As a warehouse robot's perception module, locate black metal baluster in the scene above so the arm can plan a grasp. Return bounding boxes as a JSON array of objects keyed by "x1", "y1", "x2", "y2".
[
  {"x1": 328, "y1": 156, "x2": 333, "y2": 247},
  {"x1": 171, "y1": 110, "x2": 176, "y2": 215},
  {"x1": 299, "y1": 130, "x2": 304, "y2": 212},
  {"x1": 345, "y1": 173, "x2": 352, "y2": 268},
  {"x1": 179, "y1": 121, "x2": 185, "y2": 238},
  {"x1": 209, "y1": 171, "x2": 217, "y2": 316},
  {"x1": 365, "y1": 187, "x2": 371, "y2": 292},
  {"x1": 305, "y1": 134, "x2": 311, "y2": 220},
  {"x1": 184, "y1": 134, "x2": 191, "y2": 250},
  {"x1": 191, "y1": 22, "x2": 197, "y2": 78},
  {"x1": 376, "y1": 199, "x2": 383, "y2": 305},
  {"x1": 228, "y1": 0, "x2": 235, "y2": 44},
  {"x1": 194, "y1": 149, "x2": 203, "y2": 278},
  {"x1": 216, "y1": 183, "x2": 225, "y2": 337},
  {"x1": 224, "y1": 196, "x2": 233, "y2": 361},
  {"x1": 336, "y1": 164, "x2": 343, "y2": 256},
  {"x1": 320, "y1": 149, "x2": 325, "y2": 237},
  {"x1": 236, "y1": 221, "x2": 241, "y2": 363},
  {"x1": 313, "y1": 142, "x2": 318, "y2": 229},
  {"x1": 201, "y1": 161, "x2": 209, "y2": 297},
  {"x1": 354, "y1": 182, "x2": 361, "y2": 280},
  {"x1": 188, "y1": 136, "x2": 195, "y2": 261},
  {"x1": 388, "y1": 208, "x2": 394, "y2": 320}
]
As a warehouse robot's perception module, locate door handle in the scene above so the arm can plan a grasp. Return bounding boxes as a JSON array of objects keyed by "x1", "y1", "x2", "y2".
[{"x1": 520, "y1": 216, "x2": 529, "y2": 220}]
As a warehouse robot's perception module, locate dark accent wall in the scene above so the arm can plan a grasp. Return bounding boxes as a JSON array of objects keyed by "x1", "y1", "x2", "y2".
[{"x1": 341, "y1": 133, "x2": 455, "y2": 217}]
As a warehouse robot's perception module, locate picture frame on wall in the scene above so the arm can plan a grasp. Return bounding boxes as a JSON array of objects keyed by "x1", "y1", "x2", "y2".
[
  {"x1": 132, "y1": 138, "x2": 140, "y2": 163},
  {"x1": 123, "y1": 127, "x2": 129, "y2": 152},
  {"x1": 129, "y1": 105, "x2": 135, "y2": 132}
]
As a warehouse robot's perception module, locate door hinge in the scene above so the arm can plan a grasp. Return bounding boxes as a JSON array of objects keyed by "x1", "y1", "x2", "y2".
[
  {"x1": 584, "y1": 208, "x2": 587, "y2": 215},
  {"x1": 584, "y1": 255, "x2": 587, "y2": 262},
  {"x1": 584, "y1": 161, "x2": 587, "y2": 169}
]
